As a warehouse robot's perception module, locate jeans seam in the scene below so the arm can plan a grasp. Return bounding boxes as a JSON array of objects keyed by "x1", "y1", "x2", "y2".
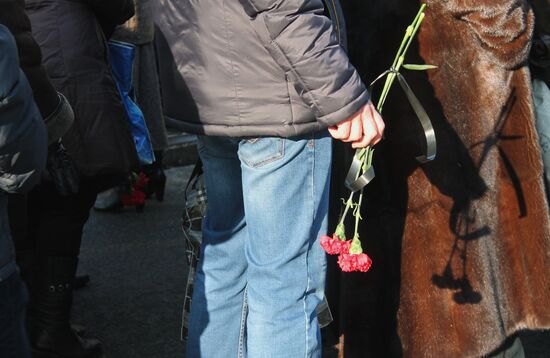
[
  {"x1": 238, "y1": 285, "x2": 248, "y2": 358},
  {"x1": 304, "y1": 134, "x2": 315, "y2": 357}
]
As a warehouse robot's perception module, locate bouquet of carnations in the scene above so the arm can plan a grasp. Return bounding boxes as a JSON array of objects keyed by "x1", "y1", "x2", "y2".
[{"x1": 321, "y1": 4, "x2": 437, "y2": 272}]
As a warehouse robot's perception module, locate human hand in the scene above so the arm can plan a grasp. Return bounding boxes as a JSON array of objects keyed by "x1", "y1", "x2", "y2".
[{"x1": 328, "y1": 101, "x2": 385, "y2": 148}]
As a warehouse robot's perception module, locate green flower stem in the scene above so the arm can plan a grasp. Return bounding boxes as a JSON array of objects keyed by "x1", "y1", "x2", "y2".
[
  {"x1": 354, "y1": 189, "x2": 364, "y2": 238},
  {"x1": 377, "y1": 4, "x2": 426, "y2": 113},
  {"x1": 338, "y1": 191, "x2": 355, "y2": 227},
  {"x1": 336, "y1": 4, "x2": 427, "y2": 249},
  {"x1": 401, "y1": 10, "x2": 426, "y2": 59}
]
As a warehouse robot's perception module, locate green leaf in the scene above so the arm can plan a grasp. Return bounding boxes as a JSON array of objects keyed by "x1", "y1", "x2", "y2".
[{"x1": 403, "y1": 64, "x2": 438, "y2": 71}]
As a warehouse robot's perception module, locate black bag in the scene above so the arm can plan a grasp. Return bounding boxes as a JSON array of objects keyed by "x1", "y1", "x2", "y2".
[{"x1": 180, "y1": 160, "x2": 207, "y2": 343}]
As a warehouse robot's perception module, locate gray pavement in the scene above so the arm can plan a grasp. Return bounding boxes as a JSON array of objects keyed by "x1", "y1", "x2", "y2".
[
  {"x1": 74, "y1": 166, "x2": 192, "y2": 358},
  {"x1": 73, "y1": 166, "x2": 550, "y2": 358}
]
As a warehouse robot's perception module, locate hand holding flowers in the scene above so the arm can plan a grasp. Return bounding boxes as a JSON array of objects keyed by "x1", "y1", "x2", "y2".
[
  {"x1": 329, "y1": 100, "x2": 385, "y2": 149},
  {"x1": 322, "y1": 4, "x2": 436, "y2": 273}
]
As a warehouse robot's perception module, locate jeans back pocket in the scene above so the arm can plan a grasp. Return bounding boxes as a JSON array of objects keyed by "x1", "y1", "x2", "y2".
[{"x1": 239, "y1": 138, "x2": 285, "y2": 168}]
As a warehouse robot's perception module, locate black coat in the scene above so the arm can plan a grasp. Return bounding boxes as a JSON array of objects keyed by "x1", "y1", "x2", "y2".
[
  {"x1": 25, "y1": 0, "x2": 139, "y2": 177},
  {"x1": 0, "y1": 0, "x2": 59, "y2": 118},
  {"x1": 0, "y1": 0, "x2": 75, "y2": 145}
]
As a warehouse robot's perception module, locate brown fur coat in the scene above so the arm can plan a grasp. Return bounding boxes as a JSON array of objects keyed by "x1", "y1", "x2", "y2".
[{"x1": 326, "y1": 1, "x2": 550, "y2": 357}]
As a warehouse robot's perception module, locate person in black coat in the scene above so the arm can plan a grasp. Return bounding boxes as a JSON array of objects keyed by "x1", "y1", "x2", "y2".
[
  {"x1": 5, "y1": 1, "x2": 138, "y2": 357},
  {"x1": 0, "y1": 24, "x2": 47, "y2": 358},
  {"x1": 0, "y1": 0, "x2": 74, "y2": 144}
]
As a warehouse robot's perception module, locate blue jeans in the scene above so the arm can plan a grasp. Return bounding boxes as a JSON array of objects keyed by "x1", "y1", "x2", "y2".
[
  {"x1": 187, "y1": 132, "x2": 332, "y2": 358},
  {"x1": 533, "y1": 79, "x2": 550, "y2": 204},
  {"x1": 0, "y1": 269, "x2": 31, "y2": 358}
]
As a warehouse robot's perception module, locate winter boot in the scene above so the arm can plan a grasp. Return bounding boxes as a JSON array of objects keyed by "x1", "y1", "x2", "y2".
[{"x1": 28, "y1": 256, "x2": 103, "y2": 358}]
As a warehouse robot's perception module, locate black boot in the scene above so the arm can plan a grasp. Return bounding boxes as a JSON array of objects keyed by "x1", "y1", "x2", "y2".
[
  {"x1": 142, "y1": 150, "x2": 166, "y2": 202},
  {"x1": 28, "y1": 256, "x2": 103, "y2": 358}
]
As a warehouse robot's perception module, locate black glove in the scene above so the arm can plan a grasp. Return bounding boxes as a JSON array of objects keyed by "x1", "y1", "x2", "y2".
[{"x1": 44, "y1": 140, "x2": 80, "y2": 196}]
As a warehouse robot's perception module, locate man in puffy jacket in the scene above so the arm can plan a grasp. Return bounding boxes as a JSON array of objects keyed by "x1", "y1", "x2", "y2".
[
  {"x1": 156, "y1": 1, "x2": 384, "y2": 356},
  {"x1": 0, "y1": 24, "x2": 47, "y2": 358}
]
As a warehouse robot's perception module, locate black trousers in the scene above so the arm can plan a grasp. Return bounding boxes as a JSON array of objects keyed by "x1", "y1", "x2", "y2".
[{"x1": 8, "y1": 176, "x2": 119, "y2": 258}]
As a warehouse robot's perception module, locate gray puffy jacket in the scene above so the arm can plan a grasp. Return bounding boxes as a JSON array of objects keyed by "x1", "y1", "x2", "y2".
[{"x1": 155, "y1": 0, "x2": 369, "y2": 138}]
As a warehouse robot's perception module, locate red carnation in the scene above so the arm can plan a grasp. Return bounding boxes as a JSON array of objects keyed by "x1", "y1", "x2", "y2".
[
  {"x1": 338, "y1": 253, "x2": 372, "y2": 272},
  {"x1": 340, "y1": 239, "x2": 352, "y2": 253},
  {"x1": 320, "y1": 234, "x2": 351, "y2": 255},
  {"x1": 337, "y1": 253, "x2": 355, "y2": 272},
  {"x1": 320, "y1": 234, "x2": 342, "y2": 255},
  {"x1": 354, "y1": 253, "x2": 373, "y2": 272}
]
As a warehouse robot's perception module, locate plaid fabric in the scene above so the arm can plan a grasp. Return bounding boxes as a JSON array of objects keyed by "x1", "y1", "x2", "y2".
[{"x1": 180, "y1": 165, "x2": 207, "y2": 343}]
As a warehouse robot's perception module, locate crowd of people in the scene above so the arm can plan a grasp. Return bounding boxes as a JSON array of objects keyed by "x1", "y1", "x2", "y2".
[
  {"x1": 0, "y1": 1, "x2": 167, "y2": 357},
  {"x1": 0, "y1": 0, "x2": 549, "y2": 358}
]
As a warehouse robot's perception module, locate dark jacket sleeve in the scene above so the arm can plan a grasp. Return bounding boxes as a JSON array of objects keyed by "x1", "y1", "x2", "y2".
[
  {"x1": 0, "y1": 0, "x2": 73, "y2": 144},
  {"x1": 239, "y1": 0, "x2": 369, "y2": 126},
  {"x1": 0, "y1": 0, "x2": 58, "y2": 118},
  {"x1": 0, "y1": 25, "x2": 47, "y2": 193},
  {"x1": 83, "y1": 0, "x2": 135, "y2": 37}
]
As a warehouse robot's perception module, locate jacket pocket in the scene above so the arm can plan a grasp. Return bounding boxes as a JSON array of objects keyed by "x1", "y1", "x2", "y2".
[{"x1": 239, "y1": 138, "x2": 285, "y2": 168}]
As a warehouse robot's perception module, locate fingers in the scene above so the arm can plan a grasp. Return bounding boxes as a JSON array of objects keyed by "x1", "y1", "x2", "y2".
[
  {"x1": 328, "y1": 118, "x2": 351, "y2": 140},
  {"x1": 328, "y1": 109, "x2": 362, "y2": 141},
  {"x1": 346, "y1": 116, "x2": 363, "y2": 142},
  {"x1": 329, "y1": 102, "x2": 385, "y2": 148},
  {"x1": 372, "y1": 105, "x2": 386, "y2": 139},
  {"x1": 365, "y1": 104, "x2": 384, "y2": 145},
  {"x1": 351, "y1": 119, "x2": 374, "y2": 148},
  {"x1": 352, "y1": 103, "x2": 385, "y2": 149}
]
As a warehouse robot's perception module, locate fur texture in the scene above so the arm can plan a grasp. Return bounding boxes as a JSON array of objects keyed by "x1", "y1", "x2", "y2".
[{"x1": 326, "y1": 1, "x2": 550, "y2": 357}]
